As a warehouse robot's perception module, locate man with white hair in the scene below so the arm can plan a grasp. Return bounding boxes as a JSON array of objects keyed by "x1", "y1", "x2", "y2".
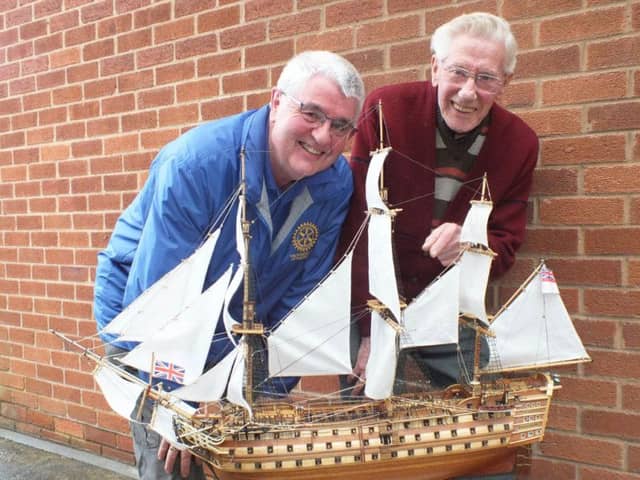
[{"x1": 341, "y1": 13, "x2": 537, "y2": 479}]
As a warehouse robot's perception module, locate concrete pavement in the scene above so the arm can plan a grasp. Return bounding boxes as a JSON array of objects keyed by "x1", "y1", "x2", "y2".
[{"x1": 0, "y1": 428, "x2": 136, "y2": 480}]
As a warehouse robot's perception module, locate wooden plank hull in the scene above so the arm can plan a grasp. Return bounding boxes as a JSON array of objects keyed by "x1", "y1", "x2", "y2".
[
  {"x1": 176, "y1": 374, "x2": 553, "y2": 480},
  {"x1": 211, "y1": 447, "x2": 517, "y2": 479}
]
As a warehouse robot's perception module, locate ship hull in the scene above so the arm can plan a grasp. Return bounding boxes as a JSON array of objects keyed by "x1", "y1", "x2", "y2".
[
  {"x1": 176, "y1": 374, "x2": 553, "y2": 480},
  {"x1": 211, "y1": 447, "x2": 517, "y2": 479}
]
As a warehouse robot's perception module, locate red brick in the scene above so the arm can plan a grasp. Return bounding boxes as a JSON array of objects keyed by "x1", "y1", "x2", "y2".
[
  {"x1": 97, "y1": 13, "x2": 133, "y2": 39},
  {"x1": 201, "y1": 96, "x2": 244, "y2": 121},
  {"x1": 245, "y1": 0, "x2": 291, "y2": 21},
  {"x1": 174, "y1": 0, "x2": 210, "y2": 17},
  {"x1": 588, "y1": 36, "x2": 640, "y2": 70},
  {"x1": 100, "y1": 53, "x2": 135, "y2": 76},
  {"x1": 580, "y1": 466, "x2": 640, "y2": 480},
  {"x1": 177, "y1": 78, "x2": 222, "y2": 101},
  {"x1": 531, "y1": 167, "x2": 578, "y2": 195},
  {"x1": 540, "y1": 8, "x2": 625, "y2": 45},
  {"x1": 67, "y1": 62, "x2": 99, "y2": 83},
  {"x1": 356, "y1": 15, "x2": 421, "y2": 47},
  {"x1": 326, "y1": 0, "x2": 383, "y2": 27},
  {"x1": 585, "y1": 228, "x2": 640, "y2": 255},
  {"x1": 586, "y1": 288, "x2": 640, "y2": 317},
  {"x1": 623, "y1": 384, "x2": 640, "y2": 412},
  {"x1": 518, "y1": 46, "x2": 581, "y2": 78},
  {"x1": 588, "y1": 102, "x2": 640, "y2": 132},
  {"x1": 622, "y1": 322, "x2": 640, "y2": 349},
  {"x1": 542, "y1": 72, "x2": 626, "y2": 106},
  {"x1": 540, "y1": 431, "x2": 622, "y2": 468},
  {"x1": 518, "y1": 108, "x2": 582, "y2": 137},
  {"x1": 133, "y1": 3, "x2": 170, "y2": 28},
  {"x1": 547, "y1": 403, "x2": 577, "y2": 431},
  {"x1": 118, "y1": 69, "x2": 154, "y2": 91},
  {"x1": 630, "y1": 260, "x2": 640, "y2": 288},
  {"x1": 81, "y1": 0, "x2": 113, "y2": 23},
  {"x1": 573, "y1": 318, "x2": 616, "y2": 349},
  {"x1": 197, "y1": 51, "x2": 241, "y2": 78},
  {"x1": 221, "y1": 71, "x2": 266, "y2": 95},
  {"x1": 50, "y1": 10, "x2": 79, "y2": 33},
  {"x1": 539, "y1": 197, "x2": 624, "y2": 225},
  {"x1": 117, "y1": 28, "x2": 151, "y2": 53},
  {"x1": 297, "y1": 28, "x2": 355, "y2": 54},
  {"x1": 220, "y1": 22, "x2": 266, "y2": 49},
  {"x1": 586, "y1": 349, "x2": 640, "y2": 379},
  {"x1": 159, "y1": 104, "x2": 198, "y2": 127},
  {"x1": 270, "y1": 10, "x2": 322, "y2": 40},
  {"x1": 82, "y1": 38, "x2": 113, "y2": 61},
  {"x1": 175, "y1": 33, "x2": 218, "y2": 59},
  {"x1": 136, "y1": 44, "x2": 173, "y2": 69},
  {"x1": 540, "y1": 134, "x2": 625, "y2": 166},
  {"x1": 583, "y1": 409, "x2": 640, "y2": 441},
  {"x1": 197, "y1": 4, "x2": 240, "y2": 33},
  {"x1": 20, "y1": 20, "x2": 48, "y2": 41},
  {"x1": 503, "y1": 0, "x2": 581, "y2": 20},
  {"x1": 155, "y1": 17, "x2": 193, "y2": 43}
]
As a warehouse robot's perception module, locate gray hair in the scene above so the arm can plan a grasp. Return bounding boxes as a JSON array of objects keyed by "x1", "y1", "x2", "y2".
[
  {"x1": 430, "y1": 12, "x2": 518, "y2": 75},
  {"x1": 276, "y1": 51, "x2": 365, "y2": 118}
]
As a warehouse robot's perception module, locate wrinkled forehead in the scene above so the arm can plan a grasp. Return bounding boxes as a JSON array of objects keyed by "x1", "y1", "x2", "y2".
[{"x1": 440, "y1": 34, "x2": 507, "y2": 73}]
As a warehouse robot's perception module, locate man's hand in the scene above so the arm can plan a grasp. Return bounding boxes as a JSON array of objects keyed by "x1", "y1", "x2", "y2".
[
  {"x1": 346, "y1": 336, "x2": 370, "y2": 395},
  {"x1": 422, "y1": 222, "x2": 462, "y2": 266},
  {"x1": 158, "y1": 437, "x2": 197, "y2": 478}
]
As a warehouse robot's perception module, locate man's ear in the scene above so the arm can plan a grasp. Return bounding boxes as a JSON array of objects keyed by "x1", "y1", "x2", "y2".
[
  {"x1": 430, "y1": 55, "x2": 439, "y2": 87},
  {"x1": 270, "y1": 88, "x2": 282, "y2": 110}
]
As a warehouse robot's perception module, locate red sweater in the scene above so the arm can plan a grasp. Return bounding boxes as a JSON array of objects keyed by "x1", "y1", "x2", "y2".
[{"x1": 339, "y1": 81, "x2": 539, "y2": 336}]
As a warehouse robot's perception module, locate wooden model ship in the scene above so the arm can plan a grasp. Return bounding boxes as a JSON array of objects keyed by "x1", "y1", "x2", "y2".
[{"x1": 54, "y1": 109, "x2": 591, "y2": 479}]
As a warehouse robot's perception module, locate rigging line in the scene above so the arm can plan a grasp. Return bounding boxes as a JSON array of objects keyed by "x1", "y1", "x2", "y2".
[{"x1": 381, "y1": 148, "x2": 492, "y2": 208}]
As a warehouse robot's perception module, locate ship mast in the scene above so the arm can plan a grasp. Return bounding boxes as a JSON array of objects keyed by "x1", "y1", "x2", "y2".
[{"x1": 232, "y1": 148, "x2": 263, "y2": 407}]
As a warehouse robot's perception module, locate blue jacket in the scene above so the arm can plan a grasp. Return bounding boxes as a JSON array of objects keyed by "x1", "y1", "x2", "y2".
[{"x1": 93, "y1": 105, "x2": 353, "y2": 391}]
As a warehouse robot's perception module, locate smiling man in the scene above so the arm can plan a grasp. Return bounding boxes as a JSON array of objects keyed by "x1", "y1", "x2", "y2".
[
  {"x1": 93, "y1": 50, "x2": 364, "y2": 480},
  {"x1": 339, "y1": 12, "x2": 538, "y2": 478}
]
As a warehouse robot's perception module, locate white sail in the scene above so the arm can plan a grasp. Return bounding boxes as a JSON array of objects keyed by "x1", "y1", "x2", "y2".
[
  {"x1": 460, "y1": 201, "x2": 492, "y2": 247},
  {"x1": 172, "y1": 348, "x2": 238, "y2": 402},
  {"x1": 227, "y1": 340, "x2": 252, "y2": 416},
  {"x1": 366, "y1": 148, "x2": 401, "y2": 321},
  {"x1": 150, "y1": 401, "x2": 196, "y2": 449},
  {"x1": 400, "y1": 263, "x2": 460, "y2": 349},
  {"x1": 364, "y1": 310, "x2": 398, "y2": 400},
  {"x1": 485, "y1": 264, "x2": 591, "y2": 371},
  {"x1": 268, "y1": 252, "x2": 353, "y2": 377},
  {"x1": 365, "y1": 147, "x2": 391, "y2": 210},
  {"x1": 458, "y1": 249, "x2": 492, "y2": 326},
  {"x1": 121, "y1": 267, "x2": 233, "y2": 385},
  {"x1": 102, "y1": 230, "x2": 221, "y2": 342},
  {"x1": 94, "y1": 366, "x2": 145, "y2": 420}
]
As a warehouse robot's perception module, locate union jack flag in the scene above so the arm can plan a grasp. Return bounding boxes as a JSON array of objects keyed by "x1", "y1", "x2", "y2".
[
  {"x1": 540, "y1": 266, "x2": 559, "y2": 294},
  {"x1": 153, "y1": 360, "x2": 185, "y2": 384},
  {"x1": 541, "y1": 267, "x2": 556, "y2": 283}
]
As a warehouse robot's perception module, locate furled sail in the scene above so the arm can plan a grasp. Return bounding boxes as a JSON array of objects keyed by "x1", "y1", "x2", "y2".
[
  {"x1": 484, "y1": 263, "x2": 591, "y2": 372},
  {"x1": 267, "y1": 252, "x2": 354, "y2": 377},
  {"x1": 102, "y1": 230, "x2": 221, "y2": 342}
]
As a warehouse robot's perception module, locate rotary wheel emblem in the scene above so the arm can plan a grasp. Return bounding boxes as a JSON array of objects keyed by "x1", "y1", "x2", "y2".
[{"x1": 292, "y1": 222, "x2": 319, "y2": 253}]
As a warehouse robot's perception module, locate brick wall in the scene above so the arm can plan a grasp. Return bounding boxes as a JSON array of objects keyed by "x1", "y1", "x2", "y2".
[{"x1": 0, "y1": 0, "x2": 638, "y2": 477}]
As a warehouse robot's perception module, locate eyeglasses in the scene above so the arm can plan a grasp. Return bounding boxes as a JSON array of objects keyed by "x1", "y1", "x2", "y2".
[
  {"x1": 280, "y1": 91, "x2": 356, "y2": 137},
  {"x1": 442, "y1": 64, "x2": 504, "y2": 94}
]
